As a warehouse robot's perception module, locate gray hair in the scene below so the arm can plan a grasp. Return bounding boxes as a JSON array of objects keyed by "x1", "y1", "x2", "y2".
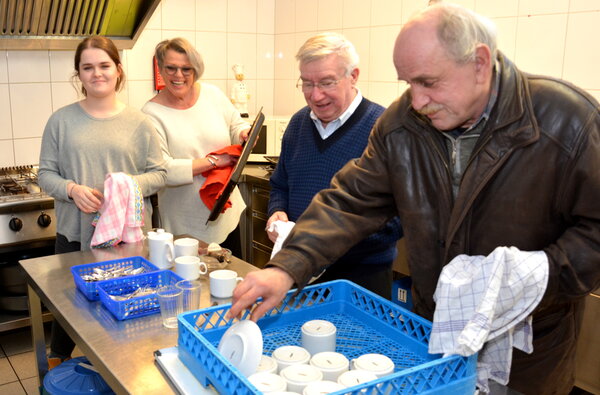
[
  {"x1": 154, "y1": 37, "x2": 204, "y2": 81},
  {"x1": 295, "y1": 32, "x2": 359, "y2": 76},
  {"x1": 431, "y1": 3, "x2": 498, "y2": 64}
]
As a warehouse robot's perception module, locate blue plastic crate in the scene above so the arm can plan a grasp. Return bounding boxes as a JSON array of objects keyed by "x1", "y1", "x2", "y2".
[
  {"x1": 393, "y1": 276, "x2": 414, "y2": 311},
  {"x1": 97, "y1": 270, "x2": 184, "y2": 321},
  {"x1": 71, "y1": 256, "x2": 160, "y2": 301},
  {"x1": 177, "y1": 280, "x2": 477, "y2": 394}
]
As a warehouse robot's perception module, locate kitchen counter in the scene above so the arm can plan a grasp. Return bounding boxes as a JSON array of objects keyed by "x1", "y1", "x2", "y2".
[
  {"x1": 20, "y1": 240, "x2": 258, "y2": 395},
  {"x1": 241, "y1": 163, "x2": 273, "y2": 184}
]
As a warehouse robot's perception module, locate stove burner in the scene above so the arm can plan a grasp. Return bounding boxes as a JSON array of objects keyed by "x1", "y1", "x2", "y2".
[
  {"x1": 0, "y1": 165, "x2": 40, "y2": 200},
  {"x1": 0, "y1": 180, "x2": 27, "y2": 195}
]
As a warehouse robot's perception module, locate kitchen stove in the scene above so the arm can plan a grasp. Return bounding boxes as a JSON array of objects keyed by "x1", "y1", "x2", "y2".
[{"x1": 0, "y1": 165, "x2": 56, "y2": 331}]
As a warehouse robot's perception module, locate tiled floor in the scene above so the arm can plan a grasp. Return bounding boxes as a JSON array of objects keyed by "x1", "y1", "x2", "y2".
[{"x1": 0, "y1": 322, "x2": 83, "y2": 394}]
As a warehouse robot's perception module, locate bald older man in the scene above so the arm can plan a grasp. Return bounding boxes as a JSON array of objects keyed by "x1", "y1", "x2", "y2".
[{"x1": 230, "y1": 3, "x2": 600, "y2": 394}]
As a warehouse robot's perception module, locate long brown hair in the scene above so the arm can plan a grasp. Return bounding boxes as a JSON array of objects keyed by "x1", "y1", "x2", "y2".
[{"x1": 73, "y1": 36, "x2": 125, "y2": 96}]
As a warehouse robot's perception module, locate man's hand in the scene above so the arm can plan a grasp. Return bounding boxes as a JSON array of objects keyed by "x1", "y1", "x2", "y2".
[
  {"x1": 229, "y1": 267, "x2": 294, "y2": 321},
  {"x1": 266, "y1": 211, "x2": 289, "y2": 243}
]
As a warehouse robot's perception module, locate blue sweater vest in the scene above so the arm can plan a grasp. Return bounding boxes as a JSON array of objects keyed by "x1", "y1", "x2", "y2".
[{"x1": 269, "y1": 98, "x2": 403, "y2": 265}]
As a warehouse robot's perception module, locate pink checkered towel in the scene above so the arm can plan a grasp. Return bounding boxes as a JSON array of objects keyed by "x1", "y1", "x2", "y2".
[{"x1": 90, "y1": 172, "x2": 144, "y2": 248}]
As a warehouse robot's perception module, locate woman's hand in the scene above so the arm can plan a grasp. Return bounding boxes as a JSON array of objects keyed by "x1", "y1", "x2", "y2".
[
  {"x1": 238, "y1": 128, "x2": 250, "y2": 144},
  {"x1": 69, "y1": 184, "x2": 103, "y2": 213},
  {"x1": 210, "y1": 154, "x2": 238, "y2": 168},
  {"x1": 266, "y1": 211, "x2": 288, "y2": 243}
]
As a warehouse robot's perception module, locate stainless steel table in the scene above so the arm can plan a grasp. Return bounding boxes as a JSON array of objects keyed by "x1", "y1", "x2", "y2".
[{"x1": 20, "y1": 241, "x2": 258, "y2": 394}]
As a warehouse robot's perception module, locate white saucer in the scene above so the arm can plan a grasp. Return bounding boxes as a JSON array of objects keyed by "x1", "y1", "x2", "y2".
[{"x1": 217, "y1": 320, "x2": 263, "y2": 377}]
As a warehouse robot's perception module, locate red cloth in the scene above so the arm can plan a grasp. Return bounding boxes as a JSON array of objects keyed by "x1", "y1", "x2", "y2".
[{"x1": 199, "y1": 145, "x2": 243, "y2": 212}]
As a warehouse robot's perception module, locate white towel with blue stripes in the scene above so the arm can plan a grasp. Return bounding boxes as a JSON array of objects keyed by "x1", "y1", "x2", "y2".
[{"x1": 429, "y1": 246, "x2": 548, "y2": 393}]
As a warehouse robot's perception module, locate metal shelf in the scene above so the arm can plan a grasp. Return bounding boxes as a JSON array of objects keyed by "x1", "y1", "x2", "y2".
[{"x1": 0, "y1": 310, "x2": 53, "y2": 333}]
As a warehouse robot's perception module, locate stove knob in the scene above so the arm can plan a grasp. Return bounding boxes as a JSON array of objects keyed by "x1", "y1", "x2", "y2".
[
  {"x1": 38, "y1": 213, "x2": 52, "y2": 227},
  {"x1": 9, "y1": 217, "x2": 23, "y2": 232}
]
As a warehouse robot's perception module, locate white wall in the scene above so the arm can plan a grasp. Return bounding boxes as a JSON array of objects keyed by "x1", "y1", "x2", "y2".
[
  {"x1": 273, "y1": 0, "x2": 600, "y2": 114},
  {"x1": 0, "y1": 0, "x2": 277, "y2": 167},
  {"x1": 0, "y1": 0, "x2": 598, "y2": 167}
]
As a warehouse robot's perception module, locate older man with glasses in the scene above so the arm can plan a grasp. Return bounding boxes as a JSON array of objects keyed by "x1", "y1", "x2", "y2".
[{"x1": 265, "y1": 32, "x2": 403, "y2": 299}]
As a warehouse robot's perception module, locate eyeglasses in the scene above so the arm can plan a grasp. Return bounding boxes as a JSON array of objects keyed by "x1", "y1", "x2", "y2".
[
  {"x1": 296, "y1": 77, "x2": 343, "y2": 93},
  {"x1": 163, "y1": 65, "x2": 194, "y2": 76}
]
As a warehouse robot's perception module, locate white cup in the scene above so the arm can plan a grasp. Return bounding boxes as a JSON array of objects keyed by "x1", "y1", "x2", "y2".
[
  {"x1": 209, "y1": 269, "x2": 243, "y2": 298},
  {"x1": 352, "y1": 353, "x2": 395, "y2": 378},
  {"x1": 309, "y1": 352, "x2": 349, "y2": 381},
  {"x1": 148, "y1": 229, "x2": 174, "y2": 269},
  {"x1": 272, "y1": 345, "x2": 311, "y2": 373},
  {"x1": 248, "y1": 372, "x2": 287, "y2": 393},
  {"x1": 302, "y1": 380, "x2": 346, "y2": 395},
  {"x1": 256, "y1": 355, "x2": 279, "y2": 374},
  {"x1": 174, "y1": 256, "x2": 207, "y2": 280},
  {"x1": 279, "y1": 364, "x2": 323, "y2": 394},
  {"x1": 174, "y1": 237, "x2": 199, "y2": 258},
  {"x1": 337, "y1": 369, "x2": 378, "y2": 388},
  {"x1": 301, "y1": 320, "x2": 336, "y2": 355}
]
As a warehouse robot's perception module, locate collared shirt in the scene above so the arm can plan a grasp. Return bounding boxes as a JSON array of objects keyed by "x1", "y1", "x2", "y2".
[
  {"x1": 444, "y1": 61, "x2": 501, "y2": 198},
  {"x1": 310, "y1": 89, "x2": 363, "y2": 140},
  {"x1": 448, "y1": 60, "x2": 500, "y2": 139}
]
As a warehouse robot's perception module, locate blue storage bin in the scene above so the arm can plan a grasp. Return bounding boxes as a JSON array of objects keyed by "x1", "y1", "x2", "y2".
[
  {"x1": 42, "y1": 356, "x2": 114, "y2": 395},
  {"x1": 177, "y1": 280, "x2": 477, "y2": 394},
  {"x1": 71, "y1": 256, "x2": 160, "y2": 301},
  {"x1": 97, "y1": 270, "x2": 183, "y2": 320}
]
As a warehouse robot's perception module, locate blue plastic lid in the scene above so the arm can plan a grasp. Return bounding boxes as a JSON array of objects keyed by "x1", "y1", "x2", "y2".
[{"x1": 43, "y1": 356, "x2": 115, "y2": 395}]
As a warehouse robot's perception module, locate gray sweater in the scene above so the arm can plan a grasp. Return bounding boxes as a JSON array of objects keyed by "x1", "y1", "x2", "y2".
[{"x1": 39, "y1": 102, "x2": 167, "y2": 250}]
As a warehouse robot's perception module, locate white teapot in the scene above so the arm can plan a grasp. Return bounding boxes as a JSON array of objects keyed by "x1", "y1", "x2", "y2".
[{"x1": 147, "y1": 229, "x2": 174, "y2": 269}]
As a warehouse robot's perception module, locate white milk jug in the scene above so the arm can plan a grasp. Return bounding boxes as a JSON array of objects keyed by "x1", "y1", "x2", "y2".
[{"x1": 147, "y1": 229, "x2": 174, "y2": 269}]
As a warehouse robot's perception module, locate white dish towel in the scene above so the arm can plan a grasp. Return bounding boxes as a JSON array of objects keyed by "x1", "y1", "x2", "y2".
[
  {"x1": 429, "y1": 246, "x2": 548, "y2": 393},
  {"x1": 267, "y1": 220, "x2": 296, "y2": 258}
]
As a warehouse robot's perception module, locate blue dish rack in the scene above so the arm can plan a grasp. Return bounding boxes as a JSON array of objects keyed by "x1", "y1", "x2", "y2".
[
  {"x1": 71, "y1": 256, "x2": 160, "y2": 301},
  {"x1": 98, "y1": 270, "x2": 184, "y2": 321},
  {"x1": 177, "y1": 280, "x2": 477, "y2": 394}
]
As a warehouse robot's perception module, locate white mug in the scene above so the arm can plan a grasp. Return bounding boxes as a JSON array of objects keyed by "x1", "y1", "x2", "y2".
[
  {"x1": 248, "y1": 372, "x2": 287, "y2": 393},
  {"x1": 147, "y1": 229, "x2": 174, "y2": 269},
  {"x1": 256, "y1": 355, "x2": 278, "y2": 374},
  {"x1": 272, "y1": 345, "x2": 311, "y2": 373},
  {"x1": 352, "y1": 354, "x2": 395, "y2": 378},
  {"x1": 309, "y1": 352, "x2": 349, "y2": 381},
  {"x1": 302, "y1": 380, "x2": 346, "y2": 395},
  {"x1": 174, "y1": 237, "x2": 199, "y2": 258},
  {"x1": 301, "y1": 320, "x2": 336, "y2": 356},
  {"x1": 209, "y1": 269, "x2": 243, "y2": 298},
  {"x1": 175, "y1": 256, "x2": 208, "y2": 280},
  {"x1": 279, "y1": 364, "x2": 323, "y2": 394}
]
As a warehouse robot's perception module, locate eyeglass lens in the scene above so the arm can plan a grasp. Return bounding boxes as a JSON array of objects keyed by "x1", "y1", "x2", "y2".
[
  {"x1": 297, "y1": 79, "x2": 340, "y2": 93},
  {"x1": 164, "y1": 65, "x2": 193, "y2": 76}
]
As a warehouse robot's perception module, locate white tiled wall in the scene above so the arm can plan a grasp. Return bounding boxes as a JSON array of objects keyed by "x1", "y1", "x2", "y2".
[
  {"x1": 0, "y1": 0, "x2": 598, "y2": 166},
  {"x1": 273, "y1": 0, "x2": 600, "y2": 114}
]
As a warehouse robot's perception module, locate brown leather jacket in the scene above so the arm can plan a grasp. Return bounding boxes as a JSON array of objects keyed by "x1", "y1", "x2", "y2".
[{"x1": 269, "y1": 53, "x2": 600, "y2": 394}]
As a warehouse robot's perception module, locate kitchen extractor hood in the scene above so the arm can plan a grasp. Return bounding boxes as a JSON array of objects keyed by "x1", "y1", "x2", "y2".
[{"x1": 0, "y1": 0, "x2": 161, "y2": 50}]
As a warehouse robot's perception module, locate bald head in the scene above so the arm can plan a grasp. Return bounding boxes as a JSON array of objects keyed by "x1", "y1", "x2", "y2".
[
  {"x1": 392, "y1": 3, "x2": 496, "y2": 130},
  {"x1": 395, "y1": 3, "x2": 497, "y2": 68}
]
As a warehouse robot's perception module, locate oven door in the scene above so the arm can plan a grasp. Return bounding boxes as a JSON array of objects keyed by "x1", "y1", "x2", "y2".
[{"x1": 0, "y1": 239, "x2": 55, "y2": 311}]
